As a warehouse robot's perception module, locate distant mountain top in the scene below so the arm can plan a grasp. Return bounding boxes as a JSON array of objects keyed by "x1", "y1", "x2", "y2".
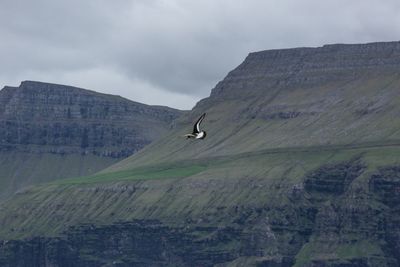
[
  {"x1": 0, "y1": 80, "x2": 182, "y2": 157},
  {"x1": 251, "y1": 40, "x2": 400, "y2": 56},
  {"x1": 209, "y1": 41, "x2": 400, "y2": 99},
  {"x1": 4, "y1": 80, "x2": 179, "y2": 111},
  {"x1": 0, "y1": 81, "x2": 183, "y2": 199}
]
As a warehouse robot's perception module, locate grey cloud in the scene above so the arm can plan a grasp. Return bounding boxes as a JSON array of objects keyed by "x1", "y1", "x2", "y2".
[{"x1": 1, "y1": 0, "x2": 400, "y2": 109}]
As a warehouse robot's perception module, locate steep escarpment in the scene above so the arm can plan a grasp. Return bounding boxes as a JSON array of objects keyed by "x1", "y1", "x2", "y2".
[
  {"x1": 211, "y1": 42, "x2": 400, "y2": 99},
  {"x1": 107, "y1": 41, "x2": 400, "y2": 170},
  {"x1": 1, "y1": 41, "x2": 400, "y2": 266},
  {"x1": 0, "y1": 81, "x2": 181, "y2": 156},
  {"x1": 0, "y1": 81, "x2": 182, "y2": 199}
]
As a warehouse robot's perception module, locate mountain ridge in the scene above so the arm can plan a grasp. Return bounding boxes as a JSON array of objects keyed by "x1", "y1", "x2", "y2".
[{"x1": 4, "y1": 80, "x2": 180, "y2": 110}]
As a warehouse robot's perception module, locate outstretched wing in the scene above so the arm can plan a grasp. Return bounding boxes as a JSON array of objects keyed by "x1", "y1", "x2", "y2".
[{"x1": 193, "y1": 113, "x2": 206, "y2": 134}]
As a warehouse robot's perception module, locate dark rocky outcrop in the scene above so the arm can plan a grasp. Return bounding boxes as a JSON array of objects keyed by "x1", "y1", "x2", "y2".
[
  {"x1": 369, "y1": 166, "x2": 400, "y2": 208},
  {"x1": 304, "y1": 158, "x2": 366, "y2": 200},
  {"x1": 369, "y1": 166, "x2": 400, "y2": 265},
  {"x1": 0, "y1": 221, "x2": 241, "y2": 267}
]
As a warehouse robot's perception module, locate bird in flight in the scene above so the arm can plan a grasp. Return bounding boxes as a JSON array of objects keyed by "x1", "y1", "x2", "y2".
[{"x1": 184, "y1": 113, "x2": 207, "y2": 139}]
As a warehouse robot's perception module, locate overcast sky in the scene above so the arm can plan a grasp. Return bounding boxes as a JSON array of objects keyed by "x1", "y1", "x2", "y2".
[{"x1": 1, "y1": 0, "x2": 400, "y2": 109}]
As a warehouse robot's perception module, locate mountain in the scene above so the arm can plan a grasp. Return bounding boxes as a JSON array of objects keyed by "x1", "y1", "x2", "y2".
[
  {"x1": 1, "y1": 41, "x2": 400, "y2": 266},
  {"x1": 0, "y1": 81, "x2": 182, "y2": 200}
]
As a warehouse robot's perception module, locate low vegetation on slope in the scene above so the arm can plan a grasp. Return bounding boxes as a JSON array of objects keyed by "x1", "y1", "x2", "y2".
[{"x1": 1, "y1": 145, "x2": 400, "y2": 266}]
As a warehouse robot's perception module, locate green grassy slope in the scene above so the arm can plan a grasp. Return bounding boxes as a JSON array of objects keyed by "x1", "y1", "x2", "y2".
[
  {"x1": 0, "y1": 145, "x2": 399, "y2": 266},
  {"x1": 0, "y1": 151, "x2": 119, "y2": 201},
  {"x1": 105, "y1": 72, "x2": 400, "y2": 172},
  {"x1": 1, "y1": 144, "x2": 399, "y2": 239}
]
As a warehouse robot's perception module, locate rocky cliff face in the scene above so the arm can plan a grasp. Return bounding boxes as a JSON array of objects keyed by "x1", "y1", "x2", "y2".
[
  {"x1": 0, "y1": 81, "x2": 182, "y2": 199},
  {"x1": 212, "y1": 42, "x2": 400, "y2": 97},
  {"x1": 1, "y1": 42, "x2": 400, "y2": 267},
  {"x1": 0, "y1": 81, "x2": 181, "y2": 157},
  {"x1": 1, "y1": 153, "x2": 399, "y2": 267}
]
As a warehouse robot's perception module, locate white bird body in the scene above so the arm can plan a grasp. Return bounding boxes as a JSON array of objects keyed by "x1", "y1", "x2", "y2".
[{"x1": 195, "y1": 131, "x2": 206, "y2": 139}]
